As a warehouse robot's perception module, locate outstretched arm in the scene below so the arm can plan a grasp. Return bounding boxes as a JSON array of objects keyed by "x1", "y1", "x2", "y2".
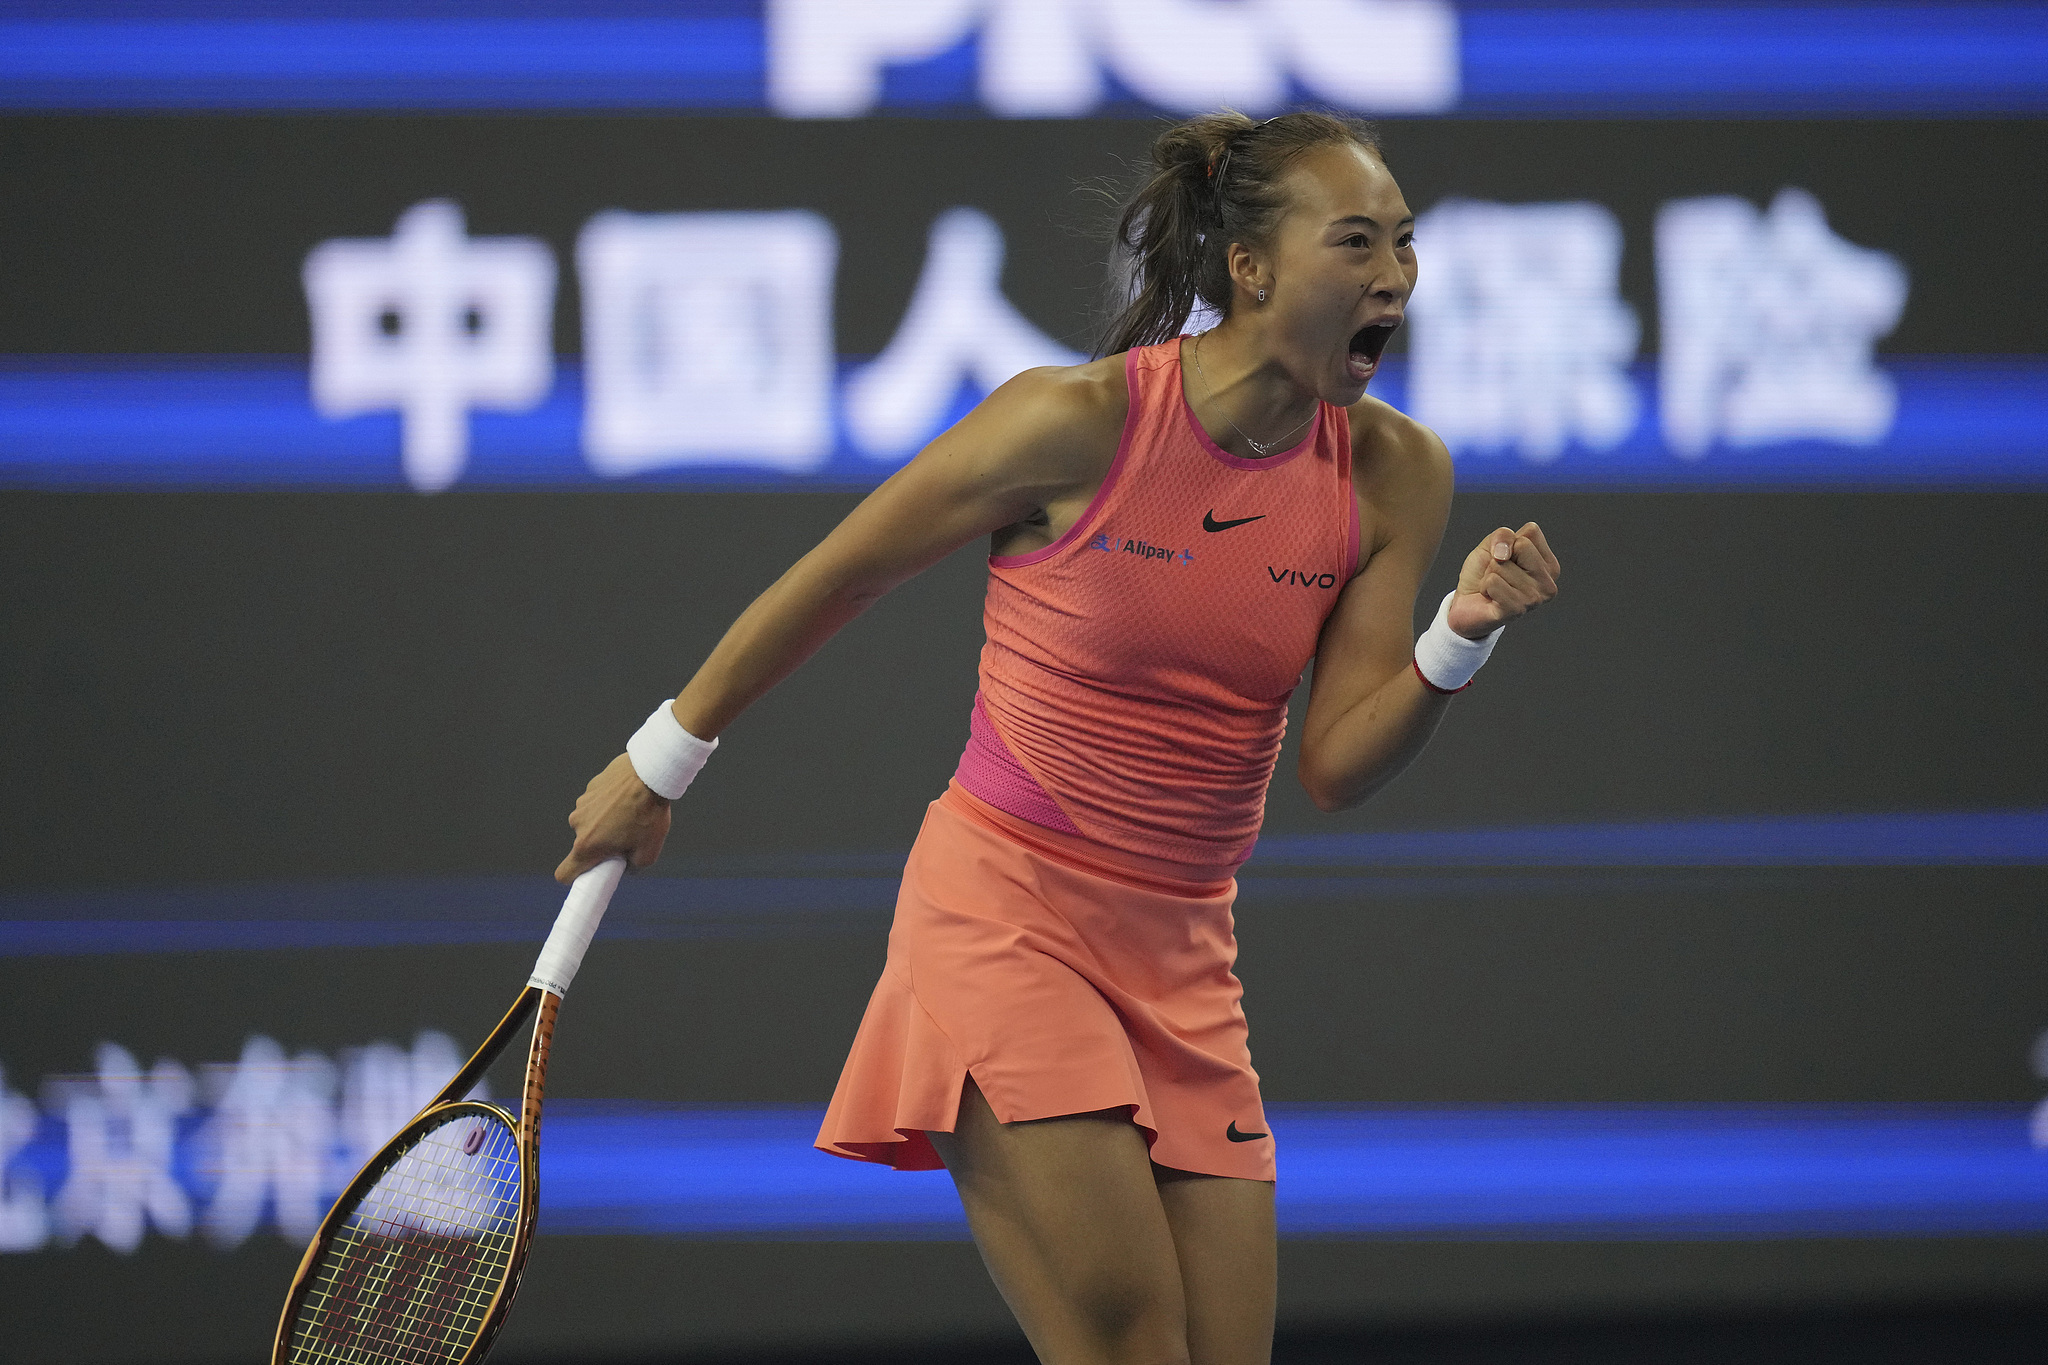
[
  {"x1": 554, "y1": 363, "x2": 1124, "y2": 882},
  {"x1": 1298, "y1": 414, "x2": 1560, "y2": 813}
]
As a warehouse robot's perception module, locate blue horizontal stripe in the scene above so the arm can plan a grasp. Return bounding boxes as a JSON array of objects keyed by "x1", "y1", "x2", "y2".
[
  {"x1": 0, "y1": 18, "x2": 763, "y2": 109},
  {"x1": 536, "y1": 1101, "x2": 2048, "y2": 1239},
  {"x1": 1392, "y1": 357, "x2": 2048, "y2": 490},
  {"x1": 0, "y1": 4, "x2": 2041, "y2": 114},
  {"x1": 3, "y1": 356, "x2": 2045, "y2": 491},
  {"x1": 1250, "y1": 809, "x2": 2048, "y2": 868},
  {"x1": 8, "y1": 1099, "x2": 2036, "y2": 1243},
  {"x1": 1457, "y1": 4, "x2": 2048, "y2": 115},
  {"x1": 0, "y1": 872, "x2": 903, "y2": 956},
  {"x1": 1, "y1": 810, "x2": 2039, "y2": 958}
]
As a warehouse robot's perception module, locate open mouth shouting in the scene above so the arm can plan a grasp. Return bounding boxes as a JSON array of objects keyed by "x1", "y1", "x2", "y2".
[{"x1": 1346, "y1": 320, "x2": 1399, "y2": 383}]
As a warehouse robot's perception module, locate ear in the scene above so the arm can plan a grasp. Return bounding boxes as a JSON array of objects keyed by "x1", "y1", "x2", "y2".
[{"x1": 1225, "y1": 240, "x2": 1268, "y2": 305}]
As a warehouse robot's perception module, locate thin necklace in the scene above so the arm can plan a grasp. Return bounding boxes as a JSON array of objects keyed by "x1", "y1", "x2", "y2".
[{"x1": 1191, "y1": 332, "x2": 1316, "y2": 457}]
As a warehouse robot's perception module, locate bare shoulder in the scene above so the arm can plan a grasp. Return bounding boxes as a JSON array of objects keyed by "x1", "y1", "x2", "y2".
[
  {"x1": 1343, "y1": 394, "x2": 1453, "y2": 564},
  {"x1": 1345, "y1": 394, "x2": 1452, "y2": 505},
  {"x1": 960, "y1": 353, "x2": 1129, "y2": 483}
]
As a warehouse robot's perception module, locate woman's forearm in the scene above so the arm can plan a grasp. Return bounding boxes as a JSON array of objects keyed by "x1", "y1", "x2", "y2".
[
  {"x1": 668, "y1": 550, "x2": 889, "y2": 740},
  {"x1": 1298, "y1": 664, "x2": 1453, "y2": 812}
]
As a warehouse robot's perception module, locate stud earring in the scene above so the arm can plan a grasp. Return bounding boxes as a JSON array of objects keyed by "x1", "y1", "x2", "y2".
[{"x1": 1257, "y1": 288, "x2": 1267, "y2": 303}]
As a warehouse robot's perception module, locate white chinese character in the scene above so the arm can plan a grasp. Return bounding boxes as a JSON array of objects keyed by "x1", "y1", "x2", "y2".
[
  {"x1": 1657, "y1": 189, "x2": 1907, "y2": 458},
  {"x1": 1408, "y1": 199, "x2": 1642, "y2": 463},
  {"x1": 51, "y1": 1044, "x2": 195, "y2": 1253},
  {"x1": 0, "y1": 1063, "x2": 49, "y2": 1253},
  {"x1": 579, "y1": 211, "x2": 839, "y2": 476},
  {"x1": 193, "y1": 1036, "x2": 338, "y2": 1247},
  {"x1": 335, "y1": 1032, "x2": 478, "y2": 1182},
  {"x1": 304, "y1": 199, "x2": 557, "y2": 492},
  {"x1": 845, "y1": 208, "x2": 1084, "y2": 462},
  {"x1": 768, "y1": 0, "x2": 1456, "y2": 118}
]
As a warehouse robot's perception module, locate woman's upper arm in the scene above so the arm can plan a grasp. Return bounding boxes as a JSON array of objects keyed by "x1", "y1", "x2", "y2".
[
  {"x1": 796, "y1": 361, "x2": 1124, "y2": 597},
  {"x1": 1302, "y1": 409, "x2": 1455, "y2": 739}
]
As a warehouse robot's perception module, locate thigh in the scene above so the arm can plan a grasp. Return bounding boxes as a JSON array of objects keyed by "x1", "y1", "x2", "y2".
[
  {"x1": 1152, "y1": 1166, "x2": 1276, "y2": 1365},
  {"x1": 930, "y1": 1078, "x2": 1192, "y2": 1365}
]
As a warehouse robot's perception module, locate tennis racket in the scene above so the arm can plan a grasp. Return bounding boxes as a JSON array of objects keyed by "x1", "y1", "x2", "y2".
[{"x1": 271, "y1": 856, "x2": 627, "y2": 1365}]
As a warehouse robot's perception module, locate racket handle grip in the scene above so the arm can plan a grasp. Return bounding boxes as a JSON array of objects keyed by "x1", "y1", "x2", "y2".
[{"x1": 528, "y1": 857, "x2": 626, "y2": 997}]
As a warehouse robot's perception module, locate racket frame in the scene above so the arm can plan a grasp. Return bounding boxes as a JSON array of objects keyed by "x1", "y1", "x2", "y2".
[{"x1": 271, "y1": 984, "x2": 561, "y2": 1365}]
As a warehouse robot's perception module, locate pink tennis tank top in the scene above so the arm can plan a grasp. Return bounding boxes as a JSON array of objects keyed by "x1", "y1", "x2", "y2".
[{"x1": 954, "y1": 338, "x2": 1360, "y2": 870}]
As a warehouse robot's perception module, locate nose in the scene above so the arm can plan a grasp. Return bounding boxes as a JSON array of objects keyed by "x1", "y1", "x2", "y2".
[{"x1": 1365, "y1": 243, "x2": 1413, "y2": 307}]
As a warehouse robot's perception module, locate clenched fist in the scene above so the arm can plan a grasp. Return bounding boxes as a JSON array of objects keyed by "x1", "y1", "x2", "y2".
[{"x1": 1447, "y1": 521, "x2": 1560, "y2": 640}]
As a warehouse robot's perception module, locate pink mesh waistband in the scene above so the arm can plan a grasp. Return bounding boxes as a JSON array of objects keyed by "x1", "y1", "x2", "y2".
[{"x1": 954, "y1": 693, "x2": 1084, "y2": 836}]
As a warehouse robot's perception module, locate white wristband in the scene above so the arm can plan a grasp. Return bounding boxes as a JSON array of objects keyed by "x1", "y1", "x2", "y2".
[
  {"x1": 625, "y1": 700, "x2": 717, "y2": 800},
  {"x1": 1413, "y1": 591, "x2": 1502, "y2": 693}
]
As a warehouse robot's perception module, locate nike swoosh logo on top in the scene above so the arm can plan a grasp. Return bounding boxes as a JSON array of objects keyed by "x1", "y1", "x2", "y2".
[
  {"x1": 1203, "y1": 511, "x2": 1266, "y2": 533},
  {"x1": 1225, "y1": 1121, "x2": 1268, "y2": 1142}
]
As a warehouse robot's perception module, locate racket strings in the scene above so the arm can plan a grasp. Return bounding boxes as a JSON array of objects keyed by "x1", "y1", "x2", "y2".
[{"x1": 287, "y1": 1113, "x2": 523, "y2": 1365}]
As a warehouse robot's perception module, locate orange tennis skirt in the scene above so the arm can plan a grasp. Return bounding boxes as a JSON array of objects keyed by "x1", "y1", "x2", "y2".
[{"x1": 814, "y1": 782, "x2": 1274, "y2": 1182}]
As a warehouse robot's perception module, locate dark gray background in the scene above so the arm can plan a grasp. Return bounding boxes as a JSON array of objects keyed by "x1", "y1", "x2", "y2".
[
  {"x1": 4, "y1": 487, "x2": 2044, "y2": 1363},
  {"x1": 2, "y1": 111, "x2": 2045, "y2": 1361},
  {"x1": 5, "y1": 490, "x2": 2044, "y2": 889},
  {"x1": 5, "y1": 483, "x2": 2046, "y2": 1101}
]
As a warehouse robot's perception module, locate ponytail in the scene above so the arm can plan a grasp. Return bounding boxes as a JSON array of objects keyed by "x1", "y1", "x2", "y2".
[{"x1": 1097, "y1": 110, "x2": 1381, "y2": 358}]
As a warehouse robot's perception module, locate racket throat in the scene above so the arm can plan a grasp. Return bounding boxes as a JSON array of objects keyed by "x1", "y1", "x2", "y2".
[{"x1": 432, "y1": 986, "x2": 540, "y2": 1110}]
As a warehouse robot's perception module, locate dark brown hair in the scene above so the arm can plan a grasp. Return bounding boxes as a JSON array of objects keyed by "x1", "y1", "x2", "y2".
[{"x1": 1098, "y1": 110, "x2": 1382, "y2": 358}]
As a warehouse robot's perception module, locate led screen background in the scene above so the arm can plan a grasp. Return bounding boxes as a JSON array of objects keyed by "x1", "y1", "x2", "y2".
[
  {"x1": 3, "y1": 5, "x2": 2048, "y2": 1363},
  {"x1": 3, "y1": 116, "x2": 2046, "y2": 491}
]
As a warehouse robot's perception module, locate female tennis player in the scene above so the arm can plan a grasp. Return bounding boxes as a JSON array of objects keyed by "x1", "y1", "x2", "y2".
[{"x1": 558, "y1": 110, "x2": 1559, "y2": 1365}]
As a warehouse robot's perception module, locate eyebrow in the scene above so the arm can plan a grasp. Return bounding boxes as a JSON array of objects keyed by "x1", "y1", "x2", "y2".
[{"x1": 1327, "y1": 214, "x2": 1415, "y2": 230}]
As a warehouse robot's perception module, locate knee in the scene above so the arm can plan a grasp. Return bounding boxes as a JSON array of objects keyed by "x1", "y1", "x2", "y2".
[{"x1": 1067, "y1": 1272, "x2": 1191, "y2": 1365}]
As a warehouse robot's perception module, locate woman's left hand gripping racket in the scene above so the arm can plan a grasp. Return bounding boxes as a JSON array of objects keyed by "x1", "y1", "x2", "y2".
[{"x1": 271, "y1": 857, "x2": 627, "y2": 1365}]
